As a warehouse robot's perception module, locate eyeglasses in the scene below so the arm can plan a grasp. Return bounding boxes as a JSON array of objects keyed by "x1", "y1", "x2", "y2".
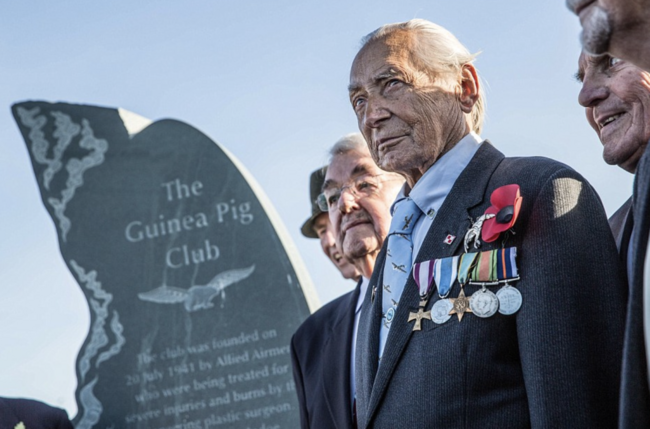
[{"x1": 317, "y1": 173, "x2": 392, "y2": 212}]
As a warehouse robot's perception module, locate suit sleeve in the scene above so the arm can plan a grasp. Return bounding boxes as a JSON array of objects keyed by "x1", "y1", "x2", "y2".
[
  {"x1": 516, "y1": 167, "x2": 627, "y2": 428},
  {"x1": 290, "y1": 333, "x2": 310, "y2": 429}
]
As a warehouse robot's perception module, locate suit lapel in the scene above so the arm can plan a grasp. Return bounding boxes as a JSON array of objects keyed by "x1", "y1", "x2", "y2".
[
  {"x1": 609, "y1": 197, "x2": 633, "y2": 256},
  {"x1": 365, "y1": 142, "x2": 505, "y2": 422},
  {"x1": 322, "y1": 282, "x2": 361, "y2": 429}
]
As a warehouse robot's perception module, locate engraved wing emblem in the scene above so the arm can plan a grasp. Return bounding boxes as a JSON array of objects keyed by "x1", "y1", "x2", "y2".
[{"x1": 138, "y1": 265, "x2": 255, "y2": 312}]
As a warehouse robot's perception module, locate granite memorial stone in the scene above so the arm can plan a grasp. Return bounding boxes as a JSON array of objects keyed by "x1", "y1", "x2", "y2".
[{"x1": 12, "y1": 101, "x2": 318, "y2": 429}]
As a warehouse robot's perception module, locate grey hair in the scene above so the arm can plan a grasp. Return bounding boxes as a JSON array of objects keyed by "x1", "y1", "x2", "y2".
[
  {"x1": 328, "y1": 132, "x2": 368, "y2": 162},
  {"x1": 360, "y1": 19, "x2": 486, "y2": 134}
]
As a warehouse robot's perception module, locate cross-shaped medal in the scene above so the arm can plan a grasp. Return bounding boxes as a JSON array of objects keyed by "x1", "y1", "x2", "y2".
[{"x1": 408, "y1": 307, "x2": 432, "y2": 331}]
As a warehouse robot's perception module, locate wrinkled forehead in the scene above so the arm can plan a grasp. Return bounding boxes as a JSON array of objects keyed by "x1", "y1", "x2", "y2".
[
  {"x1": 350, "y1": 31, "x2": 417, "y2": 80},
  {"x1": 324, "y1": 151, "x2": 378, "y2": 189},
  {"x1": 578, "y1": 51, "x2": 600, "y2": 69}
]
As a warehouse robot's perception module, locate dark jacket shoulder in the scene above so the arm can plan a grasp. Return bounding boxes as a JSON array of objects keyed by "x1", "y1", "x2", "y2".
[
  {"x1": 293, "y1": 290, "x2": 355, "y2": 343},
  {"x1": 0, "y1": 397, "x2": 73, "y2": 429}
]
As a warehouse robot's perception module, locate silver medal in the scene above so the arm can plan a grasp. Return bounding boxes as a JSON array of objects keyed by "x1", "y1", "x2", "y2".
[
  {"x1": 431, "y1": 299, "x2": 453, "y2": 324},
  {"x1": 469, "y1": 288, "x2": 499, "y2": 318},
  {"x1": 496, "y1": 285, "x2": 522, "y2": 315}
]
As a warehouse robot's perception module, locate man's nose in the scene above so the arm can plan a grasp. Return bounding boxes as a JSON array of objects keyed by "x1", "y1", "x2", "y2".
[
  {"x1": 322, "y1": 228, "x2": 336, "y2": 248},
  {"x1": 364, "y1": 97, "x2": 390, "y2": 129},
  {"x1": 578, "y1": 76, "x2": 609, "y2": 107},
  {"x1": 337, "y1": 187, "x2": 360, "y2": 213}
]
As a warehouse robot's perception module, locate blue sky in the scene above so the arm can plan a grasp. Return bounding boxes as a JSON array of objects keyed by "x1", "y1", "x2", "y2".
[{"x1": 0, "y1": 0, "x2": 632, "y2": 417}]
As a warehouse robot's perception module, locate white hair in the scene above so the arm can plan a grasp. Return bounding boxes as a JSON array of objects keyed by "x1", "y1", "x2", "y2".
[
  {"x1": 360, "y1": 19, "x2": 486, "y2": 134},
  {"x1": 328, "y1": 132, "x2": 368, "y2": 161}
]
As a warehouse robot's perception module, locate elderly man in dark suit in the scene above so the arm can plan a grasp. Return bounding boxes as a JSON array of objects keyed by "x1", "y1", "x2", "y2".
[
  {"x1": 567, "y1": 2, "x2": 650, "y2": 427},
  {"x1": 0, "y1": 397, "x2": 73, "y2": 429},
  {"x1": 349, "y1": 19, "x2": 627, "y2": 428},
  {"x1": 291, "y1": 135, "x2": 402, "y2": 429},
  {"x1": 576, "y1": 51, "x2": 650, "y2": 427}
]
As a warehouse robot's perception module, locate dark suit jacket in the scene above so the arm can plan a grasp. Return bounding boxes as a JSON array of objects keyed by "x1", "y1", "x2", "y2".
[
  {"x1": 291, "y1": 281, "x2": 361, "y2": 429},
  {"x1": 619, "y1": 144, "x2": 650, "y2": 428},
  {"x1": 609, "y1": 197, "x2": 633, "y2": 257},
  {"x1": 355, "y1": 142, "x2": 627, "y2": 428},
  {"x1": 0, "y1": 397, "x2": 73, "y2": 429}
]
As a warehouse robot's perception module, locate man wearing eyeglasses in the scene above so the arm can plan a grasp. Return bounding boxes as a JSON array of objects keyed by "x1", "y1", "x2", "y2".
[
  {"x1": 350, "y1": 19, "x2": 627, "y2": 428},
  {"x1": 291, "y1": 133, "x2": 403, "y2": 429}
]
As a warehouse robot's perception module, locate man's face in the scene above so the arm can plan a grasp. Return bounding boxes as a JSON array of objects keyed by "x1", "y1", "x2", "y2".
[
  {"x1": 348, "y1": 31, "x2": 465, "y2": 184},
  {"x1": 312, "y1": 213, "x2": 359, "y2": 280},
  {"x1": 577, "y1": 52, "x2": 650, "y2": 172},
  {"x1": 325, "y1": 150, "x2": 401, "y2": 266},
  {"x1": 567, "y1": 0, "x2": 649, "y2": 57}
]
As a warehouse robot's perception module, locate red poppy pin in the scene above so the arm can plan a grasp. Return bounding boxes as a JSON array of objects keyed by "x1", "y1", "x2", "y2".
[{"x1": 481, "y1": 184, "x2": 522, "y2": 243}]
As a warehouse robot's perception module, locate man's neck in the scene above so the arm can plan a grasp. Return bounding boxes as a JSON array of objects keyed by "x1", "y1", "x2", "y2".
[{"x1": 353, "y1": 253, "x2": 377, "y2": 279}]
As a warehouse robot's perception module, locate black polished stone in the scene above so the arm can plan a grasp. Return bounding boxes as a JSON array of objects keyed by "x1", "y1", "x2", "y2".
[{"x1": 12, "y1": 101, "x2": 313, "y2": 429}]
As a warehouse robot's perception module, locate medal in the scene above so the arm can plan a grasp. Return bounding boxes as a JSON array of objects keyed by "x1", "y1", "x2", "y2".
[
  {"x1": 496, "y1": 285, "x2": 522, "y2": 315},
  {"x1": 413, "y1": 259, "x2": 435, "y2": 298},
  {"x1": 449, "y1": 288, "x2": 472, "y2": 321},
  {"x1": 433, "y1": 255, "x2": 459, "y2": 298},
  {"x1": 431, "y1": 299, "x2": 453, "y2": 324},
  {"x1": 469, "y1": 287, "x2": 499, "y2": 318},
  {"x1": 471, "y1": 250, "x2": 498, "y2": 283},
  {"x1": 496, "y1": 247, "x2": 518, "y2": 280},
  {"x1": 408, "y1": 307, "x2": 432, "y2": 331},
  {"x1": 457, "y1": 252, "x2": 478, "y2": 285}
]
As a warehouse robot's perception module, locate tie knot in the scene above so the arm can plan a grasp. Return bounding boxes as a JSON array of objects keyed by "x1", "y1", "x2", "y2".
[{"x1": 390, "y1": 197, "x2": 421, "y2": 235}]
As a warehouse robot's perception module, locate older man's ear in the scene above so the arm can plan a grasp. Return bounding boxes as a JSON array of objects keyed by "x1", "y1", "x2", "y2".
[{"x1": 458, "y1": 64, "x2": 479, "y2": 114}]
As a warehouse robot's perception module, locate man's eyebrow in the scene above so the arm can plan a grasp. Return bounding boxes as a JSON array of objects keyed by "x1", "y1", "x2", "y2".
[
  {"x1": 350, "y1": 163, "x2": 371, "y2": 177},
  {"x1": 348, "y1": 83, "x2": 361, "y2": 94},
  {"x1": 348, "y1": 69, "x2": 398, "y2": 94},
  {"x1": 322, "y1": 178, "x2": 337, "y2": 191},
  {"x1": 574, "y1": 69, "x2": 584, "y2": 83},
  {"x1": 321, "y1": 164, "x2": 372, "y2": 191}
]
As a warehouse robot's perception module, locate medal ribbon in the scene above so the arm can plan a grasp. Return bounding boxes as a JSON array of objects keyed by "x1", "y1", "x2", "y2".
[
  {"x1": 471, "y1": 250, "x2": 497, "y2": 282},
  {"x1": 496, "y1": 247, "x2": 518, "y2": 280},
  {"x1": 433, "y1": 255, "x2": 459, "y2": 298},
  {"x1": 457, "y1": 252, "x2": 478, "y2": 285},
  {"x1": 413, "y1": 259, "x2": 435, "y2": 297}
]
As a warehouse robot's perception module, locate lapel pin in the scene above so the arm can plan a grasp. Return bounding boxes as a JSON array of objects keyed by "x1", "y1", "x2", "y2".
[{"x1": 444, "y1": 234, "x2": 456, "y2": 245}]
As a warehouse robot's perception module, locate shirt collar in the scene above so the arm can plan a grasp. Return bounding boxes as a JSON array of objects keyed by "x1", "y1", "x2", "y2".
[{"x1": 392, "y1": 132, "x2": 483, "y2": 217}]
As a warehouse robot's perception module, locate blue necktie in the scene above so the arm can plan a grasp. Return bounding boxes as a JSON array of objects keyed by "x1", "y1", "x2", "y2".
[{"x1": 379, "y1": 197, "x2": 422, "y2": 357}]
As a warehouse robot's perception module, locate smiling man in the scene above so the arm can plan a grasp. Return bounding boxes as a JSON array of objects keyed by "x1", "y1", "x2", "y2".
[
  {"x1": 291, "y1": 134, "x2": 401, "y2": 429},
  {"x1": 350, "y1": 19, "x2": 627, "y2": 428},
  {"x1": 566, "y1": 0, "x2": 650, "y2": 72},
  {"x1": 577, "y1": 52, "x2": 650, "y2": 428}
]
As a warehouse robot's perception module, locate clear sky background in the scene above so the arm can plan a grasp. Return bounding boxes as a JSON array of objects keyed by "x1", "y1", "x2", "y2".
[{"x1": 0, "y1": 0, "x2": 633, "y2": 418}]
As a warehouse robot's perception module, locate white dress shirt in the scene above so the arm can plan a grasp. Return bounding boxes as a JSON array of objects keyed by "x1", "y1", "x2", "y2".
[{"x1": 392, "y1": 131, "x2": 483, "y2": 259}]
